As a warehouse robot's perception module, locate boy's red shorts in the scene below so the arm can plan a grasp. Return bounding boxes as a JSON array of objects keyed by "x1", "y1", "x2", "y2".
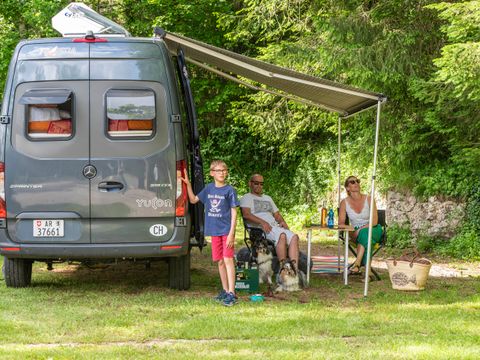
[{"x1": 211, "y1": 235, "x2": 234, "y2": 261}]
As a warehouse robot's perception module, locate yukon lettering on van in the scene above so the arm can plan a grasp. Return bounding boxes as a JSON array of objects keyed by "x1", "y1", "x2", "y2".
[{"x1": 136, "y1": 198, "x2": 173, "y2": 209}]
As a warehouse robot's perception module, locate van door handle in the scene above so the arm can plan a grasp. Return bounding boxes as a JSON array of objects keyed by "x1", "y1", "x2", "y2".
[{"x1": 98, "y1": 181, "x2": 124, "y2": 192}]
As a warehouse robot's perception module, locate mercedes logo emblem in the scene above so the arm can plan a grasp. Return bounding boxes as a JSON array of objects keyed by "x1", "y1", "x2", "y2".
[{"x1": 83, "y1": 165, "x2": 97, "y2": 179}]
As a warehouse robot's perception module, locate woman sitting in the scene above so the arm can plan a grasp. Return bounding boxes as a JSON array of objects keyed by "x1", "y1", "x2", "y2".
[{"x1": 338, "y1": 176, "x2": 383, "y2": 276}]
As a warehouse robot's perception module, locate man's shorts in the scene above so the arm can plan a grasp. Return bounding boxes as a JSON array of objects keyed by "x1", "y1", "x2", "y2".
[
  {"x1": 211, "y1": 235, "x2": 235, "y2": 261},
  {"x1": 266, "y1": 226, "x2": 297, "y2": 246}
]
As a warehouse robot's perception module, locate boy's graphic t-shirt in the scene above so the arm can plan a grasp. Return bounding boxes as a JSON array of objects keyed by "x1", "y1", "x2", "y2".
[{"x1": 197, "y1": 183, "x2": 239, "y2": 236}]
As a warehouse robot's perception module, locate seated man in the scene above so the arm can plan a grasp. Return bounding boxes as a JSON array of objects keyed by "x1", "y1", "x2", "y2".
[{"x1": 240, "y1": 173, "x2": 299, "y2": 268}]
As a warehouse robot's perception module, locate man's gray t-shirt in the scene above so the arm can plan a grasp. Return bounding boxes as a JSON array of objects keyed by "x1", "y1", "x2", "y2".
[{"x1": 240, "y1": 193, "x2": 279, "y2": 227}]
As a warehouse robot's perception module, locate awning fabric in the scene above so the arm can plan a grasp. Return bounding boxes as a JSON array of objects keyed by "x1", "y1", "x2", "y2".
[
  {"x1": 160, "y1": 31, "x2": 385, "y2": 116},
  {"x1": 19, "y1": 89, "x2": 72, "y2": 105}
]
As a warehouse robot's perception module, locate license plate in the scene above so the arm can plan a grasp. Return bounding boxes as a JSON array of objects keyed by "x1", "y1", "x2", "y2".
[{"x1": 33, "y1": 219, "x2": 64, "y2": 237}]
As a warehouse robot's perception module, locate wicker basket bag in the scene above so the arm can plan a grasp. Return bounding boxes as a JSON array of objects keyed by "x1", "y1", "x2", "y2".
[{"x1": 386, "y1": 249, "x2": 432, "y2": 291}]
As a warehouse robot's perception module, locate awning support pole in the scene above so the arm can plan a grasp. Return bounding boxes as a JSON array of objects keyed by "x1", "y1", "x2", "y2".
[
  {"x1": 337, "y1": 116, "x2": 342, "y2": 272},
  {"x1": 364, "y1": 100, "x2": 382, "y2": 297}
]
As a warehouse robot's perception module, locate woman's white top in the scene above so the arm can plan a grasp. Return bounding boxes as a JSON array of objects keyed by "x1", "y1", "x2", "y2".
[{"x1": 346, "y1": 196, "x2": 370, "y2": 230}]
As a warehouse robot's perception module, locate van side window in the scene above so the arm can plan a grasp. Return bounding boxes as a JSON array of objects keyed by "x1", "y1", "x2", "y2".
[
  {"x1": 27, "y1": 99, "x2": 72, "y2": 140},
  {"x1": 106, "y1": 89, "x2": 155, "y2": 138}
]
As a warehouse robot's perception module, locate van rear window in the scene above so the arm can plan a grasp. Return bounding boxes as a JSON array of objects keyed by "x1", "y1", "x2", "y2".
[
  {"x1": 106, "y1": 89, "x2": 155, "y2": 138},
  {"x1": 25, "y1": 93, "x2": 73, "y2": 140}
]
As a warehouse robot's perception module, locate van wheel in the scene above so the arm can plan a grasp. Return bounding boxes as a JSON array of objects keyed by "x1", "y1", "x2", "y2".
[
  {"x1": 4, "y1": 258, "x2": 33, "y2": 288},
  {"x1": 168, "y1": 251, "x2": 191, "y2": 290}
]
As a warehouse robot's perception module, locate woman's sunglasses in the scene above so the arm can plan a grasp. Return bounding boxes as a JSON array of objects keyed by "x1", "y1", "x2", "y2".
[{"x1": 348, "y1": 179, "x2": 360, "y2": 185}]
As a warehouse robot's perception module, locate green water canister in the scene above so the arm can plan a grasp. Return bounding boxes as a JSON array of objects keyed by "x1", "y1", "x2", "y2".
[{"x1": 235, "y1": 263, "x2": 259, "y2": 293}]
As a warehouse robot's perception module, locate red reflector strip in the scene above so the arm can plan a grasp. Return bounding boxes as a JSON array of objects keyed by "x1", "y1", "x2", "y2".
[
  {"x1": 72, "y1": 38, "x2": 108, "y2": 43},
  {"x1": 0, "y1": 161, "x2": 5, "y2": 219},
  {"x1": 176, "y1": 159, "x2": 187, "y2": 216},
  {"x1": 1, "y1": 247, "x2": 20, "y2": 251},
  {"x1": 161, "y1": 245, "x2": 182, "y2": 250}
]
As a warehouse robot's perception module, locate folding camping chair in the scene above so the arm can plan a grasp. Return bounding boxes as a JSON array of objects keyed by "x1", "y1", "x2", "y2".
[
  {"x1": 340, "y1": 209, "x2": 387, "y2": 280},
  {"x1": 239, "y1": 210, "x2": 276, "y2": 264},
  {"x1": 239, "y1": 210, "x2": 310, "y2": 274}
]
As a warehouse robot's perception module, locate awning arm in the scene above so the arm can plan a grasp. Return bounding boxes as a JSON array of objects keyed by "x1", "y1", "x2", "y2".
[
  {"x1": 337, "y1": 115, "x2": 342, "y2": 276},
  {"x1": 363, "y1": 100, "x2": 383, "y2": 297}
]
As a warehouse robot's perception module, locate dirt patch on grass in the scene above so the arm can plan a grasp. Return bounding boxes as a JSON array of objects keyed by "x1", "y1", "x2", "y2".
[{"x1": 22, "y1": 241, "x2": 479, "y2": 305}]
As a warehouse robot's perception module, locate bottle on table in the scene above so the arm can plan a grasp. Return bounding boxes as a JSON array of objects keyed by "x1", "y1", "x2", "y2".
[
  {"x1": 320, "y1": 202, "x2": 327, "y2": 227},
  {"x1": 327, "y1": 208, "x2": 335, "y2": 228}
]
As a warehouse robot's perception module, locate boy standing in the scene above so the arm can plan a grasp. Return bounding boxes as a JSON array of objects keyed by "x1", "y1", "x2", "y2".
[{"x1": 182, "y1": 160, "x2": 239, "y2": 306}]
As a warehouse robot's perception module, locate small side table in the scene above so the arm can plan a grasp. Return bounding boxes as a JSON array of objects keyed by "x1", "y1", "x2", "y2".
[{"x1": 305, "y1": 224, "x2": 355, "y2": 286}]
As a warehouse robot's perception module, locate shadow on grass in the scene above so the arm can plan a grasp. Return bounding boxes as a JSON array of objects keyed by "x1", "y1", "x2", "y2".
[
  {"x1": 26, "y1": 247, "x2": 217, "y2": 295},
  {"x1": 2, "y1": 244, "x2": 479, "y2": 308}
]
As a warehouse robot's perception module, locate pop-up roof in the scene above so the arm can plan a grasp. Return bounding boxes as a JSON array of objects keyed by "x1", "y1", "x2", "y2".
[{"x1": 52, "y1": 2, "x2": 130, "y2": 37}]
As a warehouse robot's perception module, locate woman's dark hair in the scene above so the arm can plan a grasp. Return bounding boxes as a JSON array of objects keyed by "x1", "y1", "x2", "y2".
[{"x1": 344, "y1": 176, "x2": 358, "y2": 188}]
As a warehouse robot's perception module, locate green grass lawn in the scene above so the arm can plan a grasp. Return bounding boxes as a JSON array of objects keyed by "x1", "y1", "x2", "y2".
[{"x1": 1, "y1": 238, "x2": 479, "y2": 359}]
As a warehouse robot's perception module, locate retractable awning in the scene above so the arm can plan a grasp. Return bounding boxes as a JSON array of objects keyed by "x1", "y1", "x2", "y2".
[
  {"x1": 158, "y1": 30, "x2": 386, "y2": 117},
  {"x1": 156, "y1": 29, "x2": 385, "y2": 297}
]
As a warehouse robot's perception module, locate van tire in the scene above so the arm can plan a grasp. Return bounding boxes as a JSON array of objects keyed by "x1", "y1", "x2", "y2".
[
  {"x1": 4, "y1": 258, "x2": 33, "y2": 288},
  {"x1": 168, "y1": 251, "x2": 191, "y2": 290}
]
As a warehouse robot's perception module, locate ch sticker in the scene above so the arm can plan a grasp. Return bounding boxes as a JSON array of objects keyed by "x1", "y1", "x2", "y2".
[{"x1": 149, "y1": 224, "x2": 167, "y2": 237}]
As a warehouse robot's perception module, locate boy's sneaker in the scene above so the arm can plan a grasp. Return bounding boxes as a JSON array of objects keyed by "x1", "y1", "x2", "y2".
[
  {"x1": 222, "y1": 292, "x2": 236, "y2": 307},
  {"x1": 214, "y1": 289, "x2": 227, "y2": 302}
]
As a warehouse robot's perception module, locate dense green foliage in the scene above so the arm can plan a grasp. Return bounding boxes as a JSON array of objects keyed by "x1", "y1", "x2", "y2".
[{"x1": 0, "y1": 1, "x2": 478, "y2": 255}]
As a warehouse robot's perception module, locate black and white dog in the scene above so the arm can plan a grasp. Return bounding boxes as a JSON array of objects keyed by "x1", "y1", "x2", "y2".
[
  {"x1": 256, "y1": 239, "x2": 274, "y2": 287},
  {"x1": 275, "y1": 258, "x2": 307, "y2": 292}
]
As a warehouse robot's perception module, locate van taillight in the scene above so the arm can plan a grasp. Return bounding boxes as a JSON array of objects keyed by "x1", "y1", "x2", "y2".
[
  {"x1": 176, "y1": 160, "x2": 187, "y2": 217},
  {"x1": 0, "y1": 162, "x2": 5, "y2": 219}
]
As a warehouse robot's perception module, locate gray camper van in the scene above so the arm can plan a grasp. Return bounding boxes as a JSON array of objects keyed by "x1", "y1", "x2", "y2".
[{"x1": 0, "y1": 5, "x2": 205, "y2": 288}]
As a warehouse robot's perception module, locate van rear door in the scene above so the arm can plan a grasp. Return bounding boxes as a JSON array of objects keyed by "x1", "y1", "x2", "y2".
[
  {"x1": 177, "y1": 50, "x2": 205, "y2": 248},
  {"x1": 6, "y1": 82, "x2": 90, "y2": 244},
  {"x1": 89, "y1": 81, "x2": 176, "y2": 243}
]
